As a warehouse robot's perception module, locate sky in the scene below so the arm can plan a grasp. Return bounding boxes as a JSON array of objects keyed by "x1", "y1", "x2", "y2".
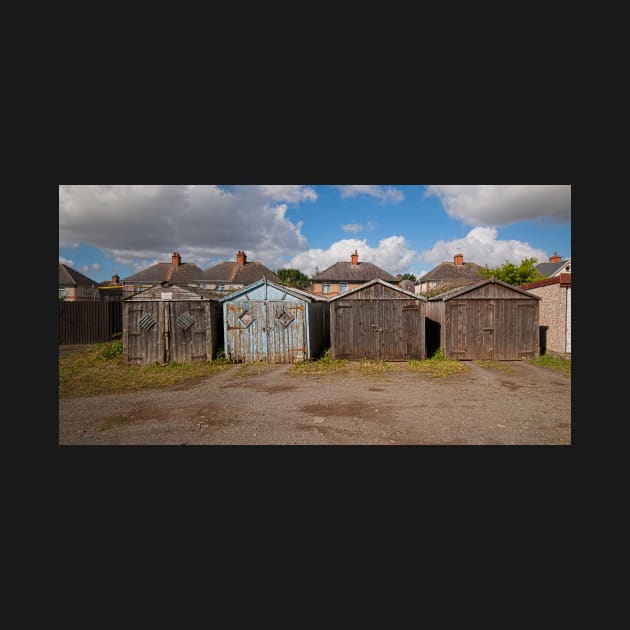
[{"x1": 59, "y1": 185, "x2": 571, "y2": 282}]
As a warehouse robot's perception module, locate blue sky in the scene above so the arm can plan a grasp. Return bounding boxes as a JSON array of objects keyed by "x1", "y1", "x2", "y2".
[{"x1": 59, "y1": 185, "x2": 571, "y2": 282}]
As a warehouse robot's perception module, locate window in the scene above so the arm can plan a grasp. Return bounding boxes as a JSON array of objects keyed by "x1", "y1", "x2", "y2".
[
  {"x1": 322, "y1": 282, "x2": 331, "y2": 295},
  {"x1": 216, "y1": 283, "x2": 226, "y2": 292},
  {"x1": 339, "y1": 282, "x2": 348, "y2": 293}
]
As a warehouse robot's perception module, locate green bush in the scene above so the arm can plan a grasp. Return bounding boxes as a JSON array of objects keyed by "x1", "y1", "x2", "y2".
[{"x1": 100, "y1": 339, "x2": 123, "y2": 360}]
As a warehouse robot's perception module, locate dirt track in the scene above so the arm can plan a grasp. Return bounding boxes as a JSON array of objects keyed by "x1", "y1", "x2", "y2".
[{"x1": 58, "y1": 361, "x2": 571, "y2": 445}]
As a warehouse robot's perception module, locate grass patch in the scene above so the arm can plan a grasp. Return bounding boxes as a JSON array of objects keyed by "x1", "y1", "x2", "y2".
[
  {"x1": 234, "y1": 362, "x2": 270, "y2": 377},
  {"x1": 59, "y1": 343, "x2": 233, "y2": 399},
  {"x1": 288, "y1": 350, "x2": 348, "y2": 376},
  {"x1": 408, "y1": 350, "x2": 469, "y2": 379},
  {"x1": 473, "y1": 360, "x2": 515, "y2": 374},
  {"x1": 529, "y1": 354, "x2": 571, "y2": 376},
  {"x1": 356, "y1": 359, "x2": 394, "y2": 376}
]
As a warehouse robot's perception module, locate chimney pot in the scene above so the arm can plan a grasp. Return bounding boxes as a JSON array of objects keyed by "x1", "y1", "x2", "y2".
[
  {"x1": 236, "y1": 250, "x2": 247, "y2": 265},
  {"x1": 454, "y1": 253, "x2": 464, "y2": 266},
  {"x1": 171, "y1": 252, "x2": 181, "y2": 267},
  {"x1": 351, "y1": 250, "x2": 359, "y2": 266},
  {"x1": 549, "y1": 252, "x2": 562, "y2": 263},
  {"x1": 112, "y1": 274, "x2": 120, "y2": 284}
]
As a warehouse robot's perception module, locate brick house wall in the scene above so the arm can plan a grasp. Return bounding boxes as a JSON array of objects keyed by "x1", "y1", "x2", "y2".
[{"x1": 522, "y1": 276, "x2": 571, "y2": 354}]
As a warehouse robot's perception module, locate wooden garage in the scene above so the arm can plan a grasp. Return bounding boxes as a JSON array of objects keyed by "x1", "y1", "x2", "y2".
[
  {"x1": 123, "y1": 282, "x2": 222, "y2": 365},
  {"x1": 221, "y1": 278, "x2": 329, "y2": 363},
  {"x1": 329, "y1": 279, "x2": 427, "y2": 361},
  {"x1": 427, "y1": 277, "x2": 540, "y2": 360}
]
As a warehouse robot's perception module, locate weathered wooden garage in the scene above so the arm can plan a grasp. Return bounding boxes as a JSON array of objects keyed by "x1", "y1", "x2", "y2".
[
  {"x1": 329, "y1": 279, "x2": 427, "y2": 361},
  {"x1": 123, "y1": 282, "x2": 222, "y2": 365},
  {"x1": 221, "y1": 278, "x2": 329, "y2": 363},
  {"x1": 427, "y1": 277, "x2": 540, "y2": 360}
]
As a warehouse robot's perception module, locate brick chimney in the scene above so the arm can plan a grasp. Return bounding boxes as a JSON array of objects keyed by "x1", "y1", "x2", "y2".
[
  {"x1": 454, "y1": 253, "x2": 464, "y2": 266},
  {"x1": 112, "y1": 273, "x2": 120, "y2": 284},
  {"x1": 171, "y1": 252, "x2": 181, "y2": 267},
  {"x1": 236, "y1": 250, "x2": 247, "y2": 266},
  {"x1": 549, "y1": 252, "x2": 561, "y2": 263},
  {"x1": 351, "y1": 250, "x2": 359, "y2": 266}
]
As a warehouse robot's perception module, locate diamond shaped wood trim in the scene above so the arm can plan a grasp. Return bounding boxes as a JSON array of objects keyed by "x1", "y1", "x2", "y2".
[
  {"x1": 139, "y1": 313, "x2": 157, "y2": 331},
  {"x1": 177, "y1": 312, "x2": 195, "y2": 330},
  {"x1": 277, "y1": 310, "x2": 294, "y2": 328}
]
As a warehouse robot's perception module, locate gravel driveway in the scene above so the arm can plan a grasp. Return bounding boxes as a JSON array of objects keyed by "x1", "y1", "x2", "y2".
[{"x1": 58, "y1": 360, "x2": 571, "y2": 445}]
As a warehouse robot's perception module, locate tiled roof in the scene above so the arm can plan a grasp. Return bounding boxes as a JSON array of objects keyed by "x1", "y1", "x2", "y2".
[
  {"x1": 122, "y1": 262, "x2": 205, "y2": 283},
  {"x1": 203, "y1": 261, "x2": 279, "y2": 284},
  {"x1": 535, "y1": 260, "x2": 569, "y2": 277},
  {"x1": 59, "y1": 264, "x2": 98, "y2": 287},
  {"x1": 417, "y1": 261, "x2": 484, "y2": 284},
  {"x1": 312, "y1": 261, "x2": 398, "y2": 283}
]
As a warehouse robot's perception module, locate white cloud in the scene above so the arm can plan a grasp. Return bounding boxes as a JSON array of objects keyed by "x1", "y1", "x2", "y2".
[
  {"x1": 287, "y1": 236, "x2": 416, "y2": 277},
  {"x1": 338, "y1": 185, "x2": 405, "y2": 204},
  {"x1": 59, "y1": 255, "x2": 74, "y2": 267},
  {"x1": 425, "y1": 185, "x2": 571, "y2": 226},
  {"x1": 59, "y1": 185, "x2": 310, "y2": 272},
  {"x1": 91, "y1": 262, "x2": 102, "y2": 272},
  {"x1": 418, "y1": 227, "x2": 548, "y2": 268},
  {"x1": 251, "y1": 185, "x2": 318, "y2": 203},
  {"x1": 341, "y1": 221, "x2": 378, "y2": 233}
]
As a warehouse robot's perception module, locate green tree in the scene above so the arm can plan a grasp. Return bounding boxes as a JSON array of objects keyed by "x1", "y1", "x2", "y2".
[
  {"x1": 480, "y1": 257, "x2": 543, "y2": 285},
  {"x1": 276, "y1": 268, "x2": 311, "y2": 290},
  {"x1": 401, "y1": 273, "x2": 417, "y2": 281}
]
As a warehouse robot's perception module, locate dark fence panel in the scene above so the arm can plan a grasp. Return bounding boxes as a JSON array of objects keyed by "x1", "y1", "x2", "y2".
[{"x1": 59, "y1": 301, "x2": 123, "y2": 344}]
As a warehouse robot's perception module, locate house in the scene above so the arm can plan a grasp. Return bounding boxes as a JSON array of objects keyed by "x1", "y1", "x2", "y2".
[
  {"x1": 536, "y1": 252, "x2": 571, "y2": 278},
  {"x1": 427, "y1": 277, "x2": 540, "y2": 360},
  {"x1": 520, "y1": 273, "x2": 571, "y2": 355},
  {"x1": 221, "y1": 278, "x2": 329, "y2": 363},
  {"x1": 59, "y1": 263, "x2": 99, "y2": 301},
  {"x1": 310, "y1": 250, "x2": 399, "y2": 297},
  {"x1": 328, "y1": 279, "x2": 427, "y2": 361},
  {"x1": 121, "y1": 252, "x2": 205, "y2": 299},
  {"x1": 415, "y1": 253, "x2": 484, "y2": 296},
  {"x1": 123, "y1": 282, "x2": 222, "y2": 365},
  {"x1": 203, "y1": 250, "x2": 280, "y2": 294},
  {"x1": 97, "y1": 273, "x2": 123, "y2": 301}
]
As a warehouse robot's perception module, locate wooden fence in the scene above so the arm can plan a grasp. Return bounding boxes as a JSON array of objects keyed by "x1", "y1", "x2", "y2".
[{"x1": 58, "y1": 301, "x2": 123, "y2": 344}]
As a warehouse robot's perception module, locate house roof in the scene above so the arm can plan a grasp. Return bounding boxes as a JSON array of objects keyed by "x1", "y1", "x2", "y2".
[
  {"x1": 219, "y1": 277, "x2": 327, "y2": 303},
  {"x1": 204, "y1": 261, "x2": 279, "y2": 284},
  {"x1": 122, "y1": 262, "x2": 205, "y2": 284},
  {"x1": 416, "y1": 261, "x2": 484, "y2": 285},
  {"x1": 535, "y1": 259, "x2": 570, "y2": 277},
  {"x1": 312, "y1": 261, "x2": 398, "y2": 283},
  {"x1": 428, "y1": 277, "x2": 541, "y2": 301},
  {"x1": 59, "y1": 263, "x2": 98, "y2": 287},
  {"x1": 328, "y1": 278, "x2": 427, "y2": 302},
  {"x1": 520, "y1": 274, "x2": 572, "y2": 290}
]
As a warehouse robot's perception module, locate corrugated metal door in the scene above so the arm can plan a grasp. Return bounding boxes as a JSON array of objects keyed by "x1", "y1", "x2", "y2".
[
  {"x1": 267, "y1": 301, "x2": 306, "y2": 363},
  {"x1": 226, "y1": 300, "x2": 307, "y2": 363},
  {"x1": 225, "y1": 300, "x2": 267, "y2": 362}
]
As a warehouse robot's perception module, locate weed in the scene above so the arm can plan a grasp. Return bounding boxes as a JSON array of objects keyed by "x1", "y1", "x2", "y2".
[
  {"x1": 529, "y1": 354, "x2": 571, "y2": 376},
  {"x1": 100, "y1": 339, "x2": 123, "y2": 360},
  {"x1": 289, "y1": 349, "x2": 348, "y2": 376},
  {"x1": 408, "y1": 349, "x2": 469, "y2": 378}
]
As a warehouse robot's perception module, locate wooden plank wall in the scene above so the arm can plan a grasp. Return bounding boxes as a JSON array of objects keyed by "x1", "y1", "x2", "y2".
[
  {"x1": 59, "y1": 301, "x2": 122, "y2": 344},
  {"x1": 330, "y1": 287, "x2": 425, "y2": 361}
]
